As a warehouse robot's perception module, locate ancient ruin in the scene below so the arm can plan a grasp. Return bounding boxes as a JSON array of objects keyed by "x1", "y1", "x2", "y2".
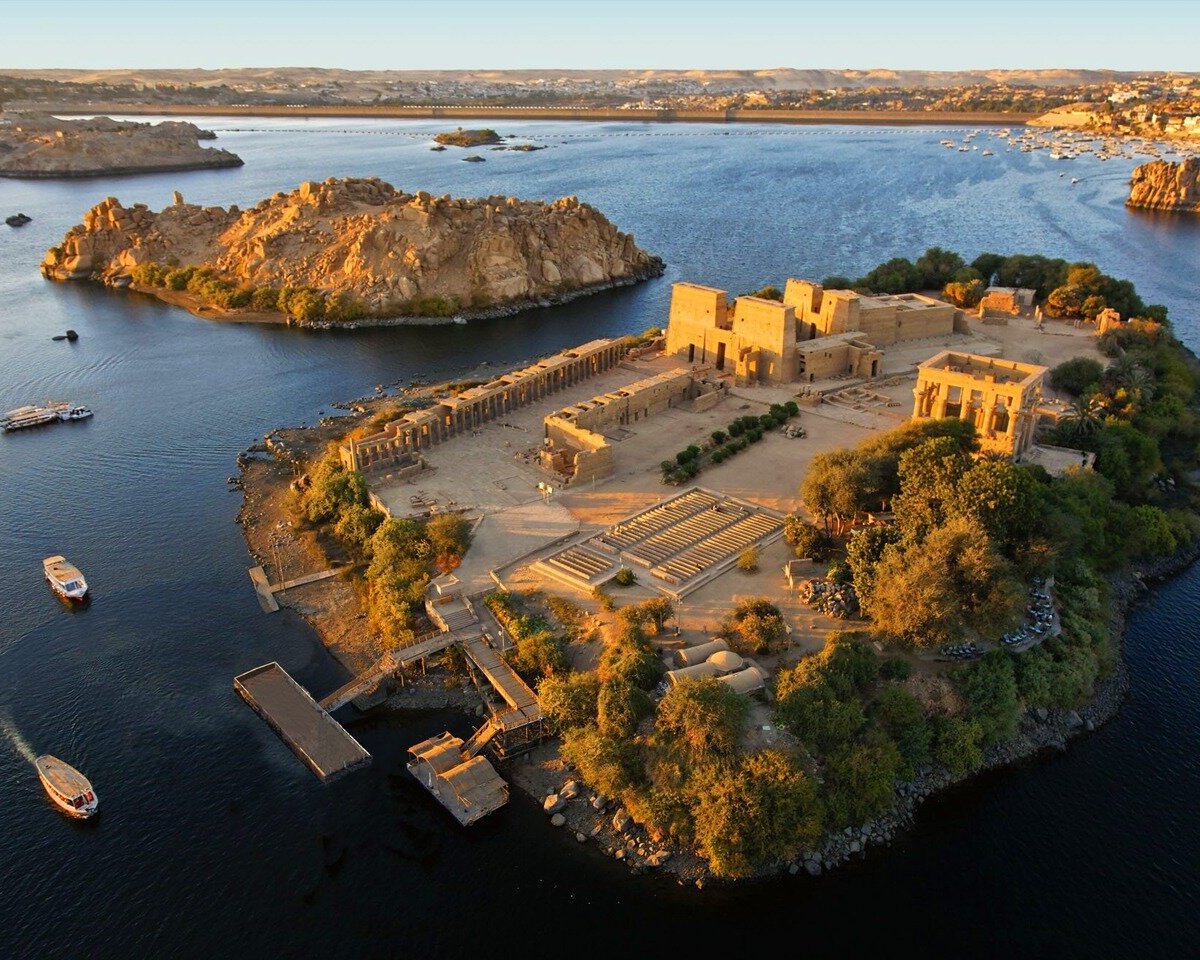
[
  {"x1": 664, "y1": 279, "x2": 966, "y2": 384},
  {"x1": 910, "y1": 350, "x2": 1047, "y2": 457},
  {"x1": 340, "y1": 339, "x2": 626, "y2": 473}
]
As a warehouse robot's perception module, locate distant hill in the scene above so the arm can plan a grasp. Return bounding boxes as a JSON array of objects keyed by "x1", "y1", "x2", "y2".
[{"x1": 3, "y1": 66, "x2": 1190, "y2": 95}]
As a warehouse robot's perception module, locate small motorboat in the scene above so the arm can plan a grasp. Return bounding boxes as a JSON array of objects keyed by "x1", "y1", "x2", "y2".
[
  {"x1": 35, "y1": 755, "x2": 98, "y2": 818},
  {"x1": 58, "y1": 405, "x2": 93, "y2": 422},
  {"x1": 44, "y1": 555, "x2": 88, "y2": 601}
]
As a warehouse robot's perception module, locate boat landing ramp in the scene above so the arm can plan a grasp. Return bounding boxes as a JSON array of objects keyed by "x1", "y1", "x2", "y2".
[{"x1": 234, "y1": 662, "x2": 370, "y2": 781}]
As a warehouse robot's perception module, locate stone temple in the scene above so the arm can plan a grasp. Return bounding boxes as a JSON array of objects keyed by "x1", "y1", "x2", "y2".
[{"x1": 664, "y1": 279, "x2": 969, "y2": 385}]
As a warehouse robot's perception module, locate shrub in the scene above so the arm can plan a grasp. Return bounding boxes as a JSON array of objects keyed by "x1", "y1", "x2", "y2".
[
  {"x1": 613, "y1": 567, "x2": 637, "y2": 587},
  {"x1": 737, "y1": 547, "x2": 760, "y2": 572},
  {"x1": 711, "y1": 430, "x2": 727, "y2": 445},
  {"x1": 592, "y1": 586, "x2": 616, "y2": 611},
  {"x1": 720, "y1": 597, "x2": 790, "y2": 655},
  {"x1": 878, "y1": 657, "x2": 913, "y2": 682}
]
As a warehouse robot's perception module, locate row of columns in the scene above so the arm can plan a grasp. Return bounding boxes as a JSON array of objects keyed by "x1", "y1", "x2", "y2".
[
  {"x1": 351, "y1": 342, "x2": 624, "y2": 468},
  {"x1": 914, "y1": 377, "x2": 1030, "y2": 451}
]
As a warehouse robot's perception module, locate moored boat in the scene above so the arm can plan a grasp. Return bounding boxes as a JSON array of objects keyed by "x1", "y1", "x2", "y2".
[
  {"x1": 3, "y1": 405, "x2": 59, "y2": 431},
  {"x1": 44, "y1": 555, "x2": 88, "y2": 601},
  {"x1": 35, "y1": 755, "x2": 98, "y2": 818}
]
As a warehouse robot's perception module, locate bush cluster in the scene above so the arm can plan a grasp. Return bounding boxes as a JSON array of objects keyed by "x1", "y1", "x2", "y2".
[
  {"x1": 292, "y1": 447, "x2": 471, "y2": 650},
  {"x1": 661, "y1": 402, "x2": 799, "y2": 482}
]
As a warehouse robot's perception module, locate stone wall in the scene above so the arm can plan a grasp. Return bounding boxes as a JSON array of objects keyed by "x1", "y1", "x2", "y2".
[{"x1": 542, "y1": 368, "x2": 709, "y2": 482}]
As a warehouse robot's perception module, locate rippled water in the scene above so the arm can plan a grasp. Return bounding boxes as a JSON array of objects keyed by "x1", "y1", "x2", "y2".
[{"x1": 1, "y1": 119, "x2": 1198, "y2": 958}]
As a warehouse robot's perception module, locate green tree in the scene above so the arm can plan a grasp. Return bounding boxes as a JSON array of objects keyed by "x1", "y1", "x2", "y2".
[
  {"x1": 946, "y1": 460, "x2": 1041, "y2": 557},
  {"x1": 915, "y1": 246, "x2": 966, "y2": 289},
  {"x1": 784, "y1": 515, "x2": 835, "y2": 560},
  {"x1": 692, "y1": 750, "x2": 824, "y2": 878},
  {"x1": 845, "y1": 523, "x2": 903, "y2": 611},
  {"x1": 873, "y1": 685, "x2": 932, "y2": 775},
  {"x1": 867, "y1": 519, "x2": 1024, "y2": 649},
  {"x1": 824, "y1": 735, "x2": 902, "y2": 827},
  {"x1": 963, "y1": 651, "x2": 1021, "y2": 746},
  {"x1": 775, "y1": 684, "x2": 865, "y2": 753},
  {"x1": 537, "y1": 672, "x2": 600, "y2": 732},
  {"x1": 597, "y1": 678, "x2": 653, "y2": 738},
  {"x1": 801, "y1": 448, "x2": 877, "y2": 535},
  {"x1": 892, "y1": 436, "x2": 973, "y2": 541},
  {"x1": 1050, "y1": 356, "x2": 1105, "y2": 397},
  {"x1": 653, "y1": 677, "x2": 748, "y2": 764},
  {"x1": 720, "y1": 598, "x2": 790, "y2": 655},
  {"x1": 932, "y1": 716, "x2": 984, "y2": 774},
  {"x1": 560, "y1": 726, "x2": 645, "y2": 799}
]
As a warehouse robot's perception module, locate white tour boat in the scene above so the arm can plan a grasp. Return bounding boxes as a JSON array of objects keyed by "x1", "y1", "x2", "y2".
[
  {"x1": 35, "y1": 755, "x2": 98, "y2": 818},
  {"x1": 44, "y1": 555, "x2": 89, "y2": 601}
]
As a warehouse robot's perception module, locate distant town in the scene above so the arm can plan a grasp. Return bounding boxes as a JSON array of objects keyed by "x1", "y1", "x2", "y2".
[{"x1": 2, "y1": 67, "x2": 1198, "y2": 128}]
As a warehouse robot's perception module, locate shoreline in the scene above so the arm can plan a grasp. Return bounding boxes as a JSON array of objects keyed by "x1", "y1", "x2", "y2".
[
  {"x1": 234, "y1": 372, "x2": 1200, "y2": 886},
  {"x1": 113, "y1": 263, "x2": 665, "y2": 329},
  {"x1": 14, "y1": 101, "x2": 1038, "y2": 128},
  {"x1": 0, "y1": 157, "x2": 244, "y2": 179}
]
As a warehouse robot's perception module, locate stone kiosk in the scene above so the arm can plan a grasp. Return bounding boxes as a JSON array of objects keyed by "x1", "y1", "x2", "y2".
[{"x1": 911, "y1": 350, "x2": 1047, "y2": 458}]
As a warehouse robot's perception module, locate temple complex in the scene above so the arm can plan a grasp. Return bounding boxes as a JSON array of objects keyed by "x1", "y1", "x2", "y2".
[
  {"x1": 664, "y1": 279, "x2": 966, "y2": 385},
  {"x1": 910, "y1": 350, "x2": 1047, "y2": 457}
]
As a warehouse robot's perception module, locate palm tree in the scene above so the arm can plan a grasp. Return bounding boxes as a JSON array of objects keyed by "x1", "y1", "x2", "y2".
[{"x1": 1060, "y1": 394, "x2": 1105, "y2": 441}]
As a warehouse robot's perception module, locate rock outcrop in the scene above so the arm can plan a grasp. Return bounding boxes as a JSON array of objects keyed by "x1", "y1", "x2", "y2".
[
  {"x1": 41, "y1": 177, "x2": 664, "y2": 324},
  {"x1": 0, "y1": 113, "x2": 243, "y2": 178},
  {"x1": 1127, "y1": 158, "x2": 1200, "y2": 213}
]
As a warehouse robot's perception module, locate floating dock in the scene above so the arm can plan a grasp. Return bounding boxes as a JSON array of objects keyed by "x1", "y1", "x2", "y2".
[
  {"x1": 407, "y1": 732, "x2": 509, "y2": 826},
  {"x1": 234, "y1": 662, "x2": 371, "y2": 780}
]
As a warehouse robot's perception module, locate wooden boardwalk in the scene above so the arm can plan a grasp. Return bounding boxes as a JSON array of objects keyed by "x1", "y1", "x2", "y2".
[
  {"x1": 318, "y1": 633, "x2": 455, "y2": 712},
  {"x1": 234, "y1": 662, "x2": 370, "y2": 780}
]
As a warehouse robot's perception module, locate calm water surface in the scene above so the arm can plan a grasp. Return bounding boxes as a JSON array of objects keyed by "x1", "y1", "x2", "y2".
[{"x1": 1, "y1": 119, "x2": 1199, "y2": 958}]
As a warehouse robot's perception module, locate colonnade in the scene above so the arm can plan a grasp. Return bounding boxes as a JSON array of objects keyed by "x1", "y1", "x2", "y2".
[{"x1": 342, "y1": 338, "x2": 626, "y2": 471}]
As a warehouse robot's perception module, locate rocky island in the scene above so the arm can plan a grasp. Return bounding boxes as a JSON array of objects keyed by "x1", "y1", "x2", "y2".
[
  {"x1": 1127, "y1": 158, "x2": 1200, "y2": 213},
  {"x1": 433, "y1": 127, "x2": 502, "y2": 147},
  {"x1": 0, "y1": 113, "x2": 243, "y2": 178},
  {"x1": 40, "y1": 177, "x2": 664, "y2": 326}
]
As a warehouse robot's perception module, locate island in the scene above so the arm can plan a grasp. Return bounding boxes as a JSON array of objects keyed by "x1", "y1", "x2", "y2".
[
  {"x1": 1127, "y1": 158, "x2": 1200, "y2": 213},
  {"x1": 0, "y1": 113, "x2": 243, "y2": 178},
  {"x1": 233, "y1": 246, "x2": 1200, "y2": 884},
  {"x1": 433, "y1": 127, "x2": 502, "y2": 147},
  {"x1": 40, "y1": 177, "x2": 664, "y2": 326}
]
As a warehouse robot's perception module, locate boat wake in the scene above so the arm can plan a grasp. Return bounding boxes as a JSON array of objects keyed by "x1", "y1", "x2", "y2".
[{"x1": 0, "y1": 712, "x2": 37, "y2": 765}]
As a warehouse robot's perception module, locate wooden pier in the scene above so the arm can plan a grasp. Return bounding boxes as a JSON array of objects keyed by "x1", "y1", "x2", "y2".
[
  {"x1": 234, "y1": 662, "x2": 370, "y2": 780},
  {"x1": 247, "y1": 565, "x2": 340, "y2": 614}
]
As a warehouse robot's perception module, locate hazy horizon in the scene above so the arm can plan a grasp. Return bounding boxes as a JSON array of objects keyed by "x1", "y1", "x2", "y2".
[{"x1": 3, "y1": 0, "x2": 1198, "y2": 73}]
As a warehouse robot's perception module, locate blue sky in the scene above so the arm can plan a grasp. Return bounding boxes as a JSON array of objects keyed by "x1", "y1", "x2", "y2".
[{"x1": 2, "y1": 0, "x2": 1197, "y2": 71}]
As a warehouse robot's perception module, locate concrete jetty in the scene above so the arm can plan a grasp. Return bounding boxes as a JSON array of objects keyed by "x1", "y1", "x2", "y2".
[{"x1": 234, "y1": 662, "x2": 370, "y2": 780}]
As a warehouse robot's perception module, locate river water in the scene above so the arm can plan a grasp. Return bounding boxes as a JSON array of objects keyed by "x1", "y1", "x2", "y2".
[{"x1": 1, "y1": 119, "x2": 1198, "y2": 959}]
